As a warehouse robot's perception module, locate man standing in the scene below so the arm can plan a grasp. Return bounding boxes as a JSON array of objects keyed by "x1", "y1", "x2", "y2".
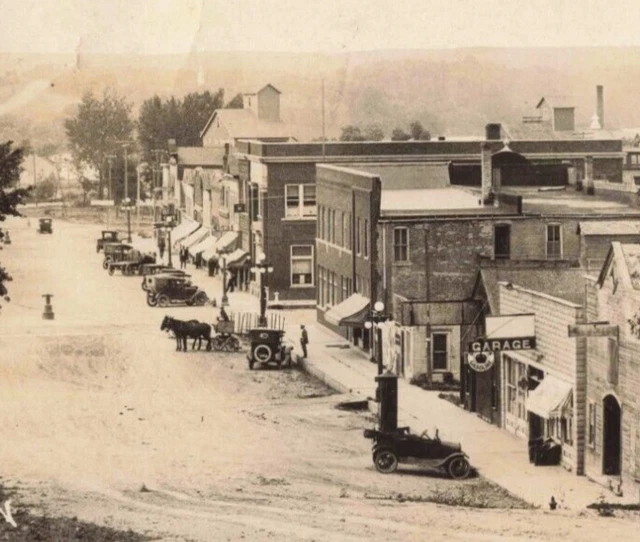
[{"x1": 300, "y1": 325, "x2": 309, "y2": 359}]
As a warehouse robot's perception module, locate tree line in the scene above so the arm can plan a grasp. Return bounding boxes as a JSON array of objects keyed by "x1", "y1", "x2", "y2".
[{"x1": 339, "y1": 121, "x2": 431, "y2": 142}]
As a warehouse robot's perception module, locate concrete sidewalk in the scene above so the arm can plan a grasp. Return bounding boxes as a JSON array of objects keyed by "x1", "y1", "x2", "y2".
[
  {"x1": 172, "y1": 258, "x2": 635, "y2": 509},
  {"x1": 297, "y1": 322, "x2": 639, "y2": 510}
]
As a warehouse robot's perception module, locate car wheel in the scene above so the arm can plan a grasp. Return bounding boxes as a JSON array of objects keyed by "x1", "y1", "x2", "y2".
[
  {"x1": 141, "y1": 281, "x2": 147, "y2": 291},
  {"x1": 102, "y1": 259, "x2": 109, "y2": 269},
  {"x1": 195, "y1": 292, "x2": 207, "y2": 306},
  {"x1": 253, "y1": 344, "x2": 273, "y2": 363},
  {"x1": 248, "y1": 356, "x2": 255, "y2": 370},
  {"x1": 448, "y1": 456, "x2": 471, "y2": 479},
  {"x1": 108, "y1": 267, "x2": 115, "y2": 276},
  {"x1": 185, "y1": 299, "x2": 194, "y2": 306},
  {"x1": 158, "y1": 295, "x2": 170, "y2": 308},
  {"x1": 146, "y1": 294, "x2": 158, "y2": 307},
  {"x1": 373, "y1": 449, "x2": 398, "y2": 474}
]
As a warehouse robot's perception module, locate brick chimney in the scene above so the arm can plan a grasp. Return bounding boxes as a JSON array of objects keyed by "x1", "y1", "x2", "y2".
[
  {"x1": 481, "y1": 142, "x2": 493, "y2": 203},
  {"x1": 597, "y1": 85, "x2": 604, "y2": 129}
]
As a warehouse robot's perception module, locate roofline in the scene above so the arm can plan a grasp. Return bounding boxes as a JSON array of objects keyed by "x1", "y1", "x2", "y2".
[
  {"x1": 199, "y1": 109, "x2": 220, "y2": 139},
  {"x1": 498, "y1": 281, "x2": 582, "y2": 308}
]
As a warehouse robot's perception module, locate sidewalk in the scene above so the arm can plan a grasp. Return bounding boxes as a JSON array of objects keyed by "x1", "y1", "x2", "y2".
[{"x1": 297, "y1": 322, "x2": 639, "y2": 510}]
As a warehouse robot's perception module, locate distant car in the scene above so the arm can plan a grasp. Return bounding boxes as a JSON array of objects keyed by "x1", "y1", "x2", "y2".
[
  {"x1": 102, "y1": 242, "x2": 133, "y2": 269},
  {"x1": 246, "y1": 328, "x2": 291, "y2": 370},
  {"x1": 145, "y1": 275, "x2": 208, "y2": 307},
  {"x1": 38, "y1": 218, "x2": 53, "y2": 234},
  {"x1": 141, "y1": 269, "x2": 190, "y2": 291},
  {"x1": 96, "y1": 230, "x2": 120, "y2": 252}
]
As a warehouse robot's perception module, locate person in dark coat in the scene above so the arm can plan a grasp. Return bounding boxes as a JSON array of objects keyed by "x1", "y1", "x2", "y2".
[
  {"x1": 208, "y1": 257, "x2": 215, "y2": 277},
  {"x1": 158, "y1": 237, "x2": 166, "y2": 259},
  {"x1": 300, "y1": 325, "x2": 309, "y2": 358}
]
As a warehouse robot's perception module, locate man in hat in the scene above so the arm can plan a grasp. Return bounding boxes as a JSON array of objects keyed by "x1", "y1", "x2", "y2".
[{"x1": 300, "y1": 325, "x2": 309, "y2": 359}]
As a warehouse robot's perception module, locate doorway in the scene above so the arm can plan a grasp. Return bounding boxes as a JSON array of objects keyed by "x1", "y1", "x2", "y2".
[
  {"x1": 494, "y1": 224, "x2": 511, "y2": 260},
  {"x1": 602, "y1": 395, "x2": 622, "y2": 476}
]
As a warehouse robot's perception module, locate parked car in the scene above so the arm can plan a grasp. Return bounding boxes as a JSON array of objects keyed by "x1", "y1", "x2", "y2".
[
  {"x1": 107, "y1": 250, "x2": 156, "y2": 276},
  {"x1": 96, "y1": 230, "x2": 120, "y2": 252},
  {"x1": 246, "y1": 328, "x2": 292, "y2": 370},
  {"x1": 363, "y1": 426, "x2": 471, "y2": 478},
  {"x1": 141, "y1": 269, "x2": 190, "y2": 291},
  {"x1": 38, "y1": 218, "x2": 53, "y2": 234},
  {"x1": 145, "y1": 275, "x2": 208, "y2": 307},
  {"x1": 102, "y1": 242, "x2": 133, "y2": 269}
]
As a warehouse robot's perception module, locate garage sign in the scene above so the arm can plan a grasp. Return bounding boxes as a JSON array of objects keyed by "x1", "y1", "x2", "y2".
[
  {"x1": 468, "y1": 337, "x2": 536, "y2": 352},
  {"x1": 467, "y1": 352, "x2": 495, "y2": 372}
]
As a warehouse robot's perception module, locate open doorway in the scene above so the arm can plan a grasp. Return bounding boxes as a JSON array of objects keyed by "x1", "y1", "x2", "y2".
[{"x1": 602, "y1": 394, "x2": 622, "y2": 476}]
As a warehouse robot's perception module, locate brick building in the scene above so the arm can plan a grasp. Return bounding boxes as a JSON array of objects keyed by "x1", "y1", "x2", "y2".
[{"x1": 584, "y1": 242, "x2": 640, "y2": 494}]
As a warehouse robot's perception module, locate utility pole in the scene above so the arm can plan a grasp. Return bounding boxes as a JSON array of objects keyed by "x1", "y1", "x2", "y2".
[
  {"x1": 107, "y1": 155, "x2": 116, "y2": 200},
  {"x1": 33, "y1": 153, "x2": 38, "y2": 207},
  {"x1": 321, "y1": 79, "x2": 326, "y2": 162},
  {"x1": 116, "y1": 141, "x2": 133, "y2": 200}
]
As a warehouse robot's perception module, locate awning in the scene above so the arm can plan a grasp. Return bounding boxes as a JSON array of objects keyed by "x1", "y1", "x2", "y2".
[
  {"x1": 190, "y1": 233, "x2": 217, "y2": 255},
  {"x1": 225, "y1": 248, "x2": 250, "y2": 268},
  {"x1": 181, "y1": 227, "x2": 209, "y2": 248},
  {"x1": 171, "y1": 219, "x2": 200, "y2": 245},
  {"x1": 202, "y1": 231, "x2": 239, "y2": 261},
  {"x1": 324, "y1": 294, "x2": 370, "y2": 327},
  {"x1": 526, "y1": 375, "x2": 572, "y2": 419}
]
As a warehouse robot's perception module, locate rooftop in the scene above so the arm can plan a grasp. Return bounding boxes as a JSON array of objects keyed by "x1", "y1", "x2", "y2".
[
  {"x1": 621, "y1": 244, "x2": 640, "y2": 289},
  {"x1": 381, "y1": 187, "x2": 484, "y2": 215},
  {"x1": 579, "y1": 220, "x2": 640, "y2": 236},
  {"x1": 201, "y1": 108, "x2": 294, "y2": 141},
  {"x1": 351, "y1": 162, "x2": 451, "y2": 190}
]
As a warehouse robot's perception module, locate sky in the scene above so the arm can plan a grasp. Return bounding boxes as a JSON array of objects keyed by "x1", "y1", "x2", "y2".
[{"x1": 1, "y1": 0, "x2": 640, "y2": 55}]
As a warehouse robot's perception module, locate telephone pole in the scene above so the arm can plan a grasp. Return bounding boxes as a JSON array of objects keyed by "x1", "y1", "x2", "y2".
[{"x1": 116, "y1": 140, "x2": 133, "y2": 201}]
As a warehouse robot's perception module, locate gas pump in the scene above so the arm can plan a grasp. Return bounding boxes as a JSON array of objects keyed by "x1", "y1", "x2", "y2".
[{"x1": 375, "y1": 372, "x2": 398, "y2": 433}]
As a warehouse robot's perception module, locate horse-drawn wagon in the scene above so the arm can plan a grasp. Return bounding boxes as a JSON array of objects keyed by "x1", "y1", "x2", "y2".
[{"x1": 146, "y1": 275, "x2": 208, "y2": 307}]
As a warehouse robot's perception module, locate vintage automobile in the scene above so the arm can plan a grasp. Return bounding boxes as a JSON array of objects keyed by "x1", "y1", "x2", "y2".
[
  {"x1": 246, "y1": 328, "x2": 292, "y2": 370},
  {"x1": 363, "y1": 426, "x2": 471, "y2": 479},
  {"x1": 141, "y1": 269, "x2": 190, "y2": 291},
  {"x1": 102, "y1": 242, "x2": 133, "y2": 269},
  {"x1": 96, "y1": 230, "x2": 120, "y2": 252},
  {"x1": 145, "y1": 275, "x2": 208, "y2": 307},
  {"x1": 107, "y1": 250, "x2": 156, "y2": 276},
  {"x1": 38, "y1": 218, "x2": 53, "y2": 234}
]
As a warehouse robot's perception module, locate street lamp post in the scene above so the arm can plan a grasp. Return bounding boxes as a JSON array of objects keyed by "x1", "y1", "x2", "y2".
[
  {"x1": 220, "y1": 250, "x2": 231, "y2": 307},
  {"x1": 155, "y1": 211, "x2": 176, "y2": 267},
  {"x1": 364, "y1": 301, "x2": 391, "y2": 375},
  {"x1": 251, "y1": 252, "x2": 274, "y2": 327},
  {"x1": 121, "y1": 197, "x2": 135, "y2": 243}
]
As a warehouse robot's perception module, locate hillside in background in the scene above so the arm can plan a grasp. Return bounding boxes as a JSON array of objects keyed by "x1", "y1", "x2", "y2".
[{"x1": 1, "y1": 47, "x2": 640, "y2": 149}]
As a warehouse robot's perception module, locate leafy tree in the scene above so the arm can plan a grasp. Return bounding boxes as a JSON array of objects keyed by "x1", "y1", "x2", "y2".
[
  {"x1": 410, "y1": 121, "x2": 431, "y2": 141},
  {"x1": 339, "y1": 125, "x2": 365, "y2": 142},
  {"x1": 391, "y1": 128, "x2": 411, "y2": 141},
  {"x1": 0, "y1": 140, "x2": 29, "y2": 311},
  {"x1": 363, "y1": 124, "x2": 385, "y2": 141},
  {"x1": 30, "y1": 173, "x2": 57, "y2": 201},
  {"x1": 225, "y1": 93, "x2": 244, "y2": 109},
  {"x1": 64, "y1": 89, "x2": 135, "y2": 199},
  {"x1": 137, "y1": 89, "x2": 226, "y2": 160}
]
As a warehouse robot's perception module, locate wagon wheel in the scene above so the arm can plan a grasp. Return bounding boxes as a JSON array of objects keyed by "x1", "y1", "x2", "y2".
[
  {"x1": 157, "y1": 295, "x2": 170, "y2": 308},
  {"x1": 146, "y1": 294, "x2": 158, "y2": 307},
  {"x1": 229, "y1": 336, "x2": 241, "y2": 351},
  {"x1": 212, "y1": 337, "x2": 224, "y2": 351},
  {"x1": 108, "y1": 266, "x2": 115, "y2": 276},
  {"x1": 448, "y1": 456, "x2": 471, "y2": 480},
  {"x1": 373, "y1": 449, "x2": 398, "y2": 474}
]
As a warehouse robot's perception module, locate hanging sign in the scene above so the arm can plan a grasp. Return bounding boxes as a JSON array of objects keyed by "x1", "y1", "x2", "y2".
[
  {"x1": 467, "y1": 352, "x2": 495, "y2": 372},
  {"x1": 468, "y1": 337, "x2": 536, "y2": 352}
]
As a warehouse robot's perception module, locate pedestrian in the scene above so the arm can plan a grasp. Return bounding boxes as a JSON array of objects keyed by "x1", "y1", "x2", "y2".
[
  {"x1": 158, "y1": 237, "x2": 166, "y2": 260},
  {"x1": 218, "y1": 306, "x2": 230, "y2": 322},
  {"x1": 180, "y1": 247, "x2": 186, "y2": 269},
  {"x1": 300, "y1": 324, "x2": 309, "y2": 358},
  {"x1": 184, "y1": 247, "x2": 190, "y2": 266},
  {"x1": 208, "y1": 257, "x2": 215, "y2": 277},
  {"x1": 226, "y1": 273, "x2": 237, "y2": 293},
  {"x1": 212, "y1": 258, "x2": 219, "y2": 276},
  {"x1": 195, "y1": 251, "x2": 202, "y2": 269}
]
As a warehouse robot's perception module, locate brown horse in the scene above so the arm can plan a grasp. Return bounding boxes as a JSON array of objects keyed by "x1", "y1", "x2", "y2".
[{"x1": 160, "y1": 315, "x2": 212, "y2": 351}]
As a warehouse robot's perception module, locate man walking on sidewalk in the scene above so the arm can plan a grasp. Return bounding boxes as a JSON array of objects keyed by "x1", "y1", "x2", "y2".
[{"x1": 300, "y1": 325, "x2": 309, "y2": 358}]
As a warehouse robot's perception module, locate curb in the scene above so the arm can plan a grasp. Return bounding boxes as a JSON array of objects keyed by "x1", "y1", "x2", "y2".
[{"x1": 295, "y1": 355, "x2": 353, "y2": 395}]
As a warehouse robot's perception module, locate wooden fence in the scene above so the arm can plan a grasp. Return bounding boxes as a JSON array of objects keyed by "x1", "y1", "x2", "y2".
[{"x1": 227, "y1": 311, "x2": 286, "y2": 335}]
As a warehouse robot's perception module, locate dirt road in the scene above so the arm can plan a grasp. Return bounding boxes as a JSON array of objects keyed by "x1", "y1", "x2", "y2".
[{"x1": 0, "y1": 216, "x2": 638, "y2": 541}]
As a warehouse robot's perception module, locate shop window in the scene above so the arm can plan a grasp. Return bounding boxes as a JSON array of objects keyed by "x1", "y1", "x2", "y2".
[
  {"x1": 588, "y1": 401, "x2": 596, "y2": 448},
  {"x1": 494, "y1": 224, "x2": 511, "y2": 260},
  {"x1": 291, "y1": 245, "x2": 314, "y2": 286},
  {"x1": 393, "y1": 227, "x2": 409, "y2": 262},
  {"x1": 546, "y1": 224, "x2": 562, "y2": 259},
  {"x1": 431, "y1": 333, "x2": 448, "y2": 371}
]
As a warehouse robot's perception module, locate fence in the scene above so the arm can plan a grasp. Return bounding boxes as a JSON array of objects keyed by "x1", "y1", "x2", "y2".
[{"x1": 227, "y1": 311, "x2": 286, "y2": 335}]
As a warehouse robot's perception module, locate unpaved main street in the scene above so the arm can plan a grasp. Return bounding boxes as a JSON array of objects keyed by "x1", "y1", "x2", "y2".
[{"x1": 0, "y1": 216, "x2": 638, "y2": 541}]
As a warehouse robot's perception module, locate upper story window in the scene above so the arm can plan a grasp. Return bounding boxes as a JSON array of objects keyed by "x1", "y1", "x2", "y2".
[
  {"x1": 629, "y1": 153, "x2": 640, "y2": 166},
  {"x1": 344, "y1": 213, "x2": 351, "y2": 250},
  {"x1": 285, "y1": 184, "x2": 316, "y2": 218},
  {"x1": 494, "y1": 224, "x2": 511, "y2": 260},
  {"x1": 546, "y1": 224, "x2": 562, "y2": 259},
  {"x1": 291, "y1": 245, "x2": 314, "y2": 286},
  {"x1": 364, "y1": 219, "x2": 369, "y2": 258},
  {"x1": 393, "y1": 227, "x2": 409, "y2": 262},
  {"x1": 356, "y1": 218, "x2": 362, "y2": 255}
]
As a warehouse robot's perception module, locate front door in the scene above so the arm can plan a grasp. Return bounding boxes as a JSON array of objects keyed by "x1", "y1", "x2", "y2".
[
  {"x1": 603, "y1": 395, "x2": 622, "y2": 476},
  {"x1": 529, "y1": 413, "x2": 544, "y2": 441}
]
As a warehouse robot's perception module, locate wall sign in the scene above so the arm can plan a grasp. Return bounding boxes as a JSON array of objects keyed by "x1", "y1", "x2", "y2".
[
  {"x1": 467, "y1": 352, "x2": 495, "y2": 372},
  {"x1": 468, "y1": 337, "x2": 536, "y2": 352}
]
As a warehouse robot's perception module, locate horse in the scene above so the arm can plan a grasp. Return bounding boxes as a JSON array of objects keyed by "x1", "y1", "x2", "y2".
[{"x1": 160, "y1": 316, "x2": 212, "y2": 351}]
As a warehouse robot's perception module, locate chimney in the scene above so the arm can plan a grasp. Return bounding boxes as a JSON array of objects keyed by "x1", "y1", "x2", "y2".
[
  {"x1": 597, "y1": 85, "x2": 604, "y2": 129},
  {"x1": 485, "y1": 123, "x2": 502, "y2": 140},
  {"x1": 481, "y1": 142, "x2": 493, "y2": 203}
]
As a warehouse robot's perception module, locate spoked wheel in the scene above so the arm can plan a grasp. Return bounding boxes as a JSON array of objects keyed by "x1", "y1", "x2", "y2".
[
  {"x1": 373, "y1": 449, "x2": 399, "y2": 474},
  {"x1": 141, "y1": 281, "x2": 148, "y2": 291},
  {"x1": 157, "y1": 295, "x2": 170, "y2": 308},
  {"x1": 146, "y1": 294, "x2": 158, "y2": 307},
  {"x1": 448, "y1": 456, "x2": 471, "y2": 479},
  {"x1": 102, "y1": 259, "x2": 110, "y2": 269},
  {"x1": 228, "y1": 336, "x2": 240, "y2": 352},
  {"x1": 212, "y1": 339, "x2": 224, "y2": 351},
  {"x1": 108, "y1": 266, "x2": 115, "y2": 276}
]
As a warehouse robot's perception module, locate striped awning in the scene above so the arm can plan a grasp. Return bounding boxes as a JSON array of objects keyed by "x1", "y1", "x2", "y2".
[
  {"x1": 324, "y1": 294, "x2": 370, "y2": 327},
  {"x1": 202, "y1": 231, "x2": 238, "y2": 261},
  {"x1": 526, "y1": 376, "x2": 572, "y2": 419},
  {"x1": 181, "y1": 227, "x2": 209, "y2": 248},
  {"x1": 171, "y1": 219, "x2": 200, "y2": 246},
  {"x1": 225, "y1": 248, "x2": 250, "y2": 268},
  {"x1": 191, "y1": 233, "x2": 217, "y2": 255}
]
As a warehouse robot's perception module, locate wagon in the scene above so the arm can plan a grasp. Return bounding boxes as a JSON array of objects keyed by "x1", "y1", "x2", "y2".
[
  {"x1": 38, "y1": 218, "x2": 53, "y2": 234},
  {"x1": 96, "y1": 230, "x2": 120, "y2": 252},
  {"x1": 246, "y1": 328, "x2": 292, "y2": 370},
  {"x1": 102, "y1": 242, "x2": 133, "y2": 269},
  {"x1": 145, "y1": 275, "x2": 208, "y2": 307}
]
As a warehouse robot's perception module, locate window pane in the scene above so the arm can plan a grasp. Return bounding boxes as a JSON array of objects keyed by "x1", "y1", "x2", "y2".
[
  {"x1": 286, "y1": 185, "x2": 300, "y2": 217},
  {"x1": 292, "y1": 245, "x2": 312, "y2": 256}
]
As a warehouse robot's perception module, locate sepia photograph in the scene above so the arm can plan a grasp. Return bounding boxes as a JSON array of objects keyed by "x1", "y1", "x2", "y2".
[{"x1": 1, "y1": 0, "x2": 640, "y2": 539}]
